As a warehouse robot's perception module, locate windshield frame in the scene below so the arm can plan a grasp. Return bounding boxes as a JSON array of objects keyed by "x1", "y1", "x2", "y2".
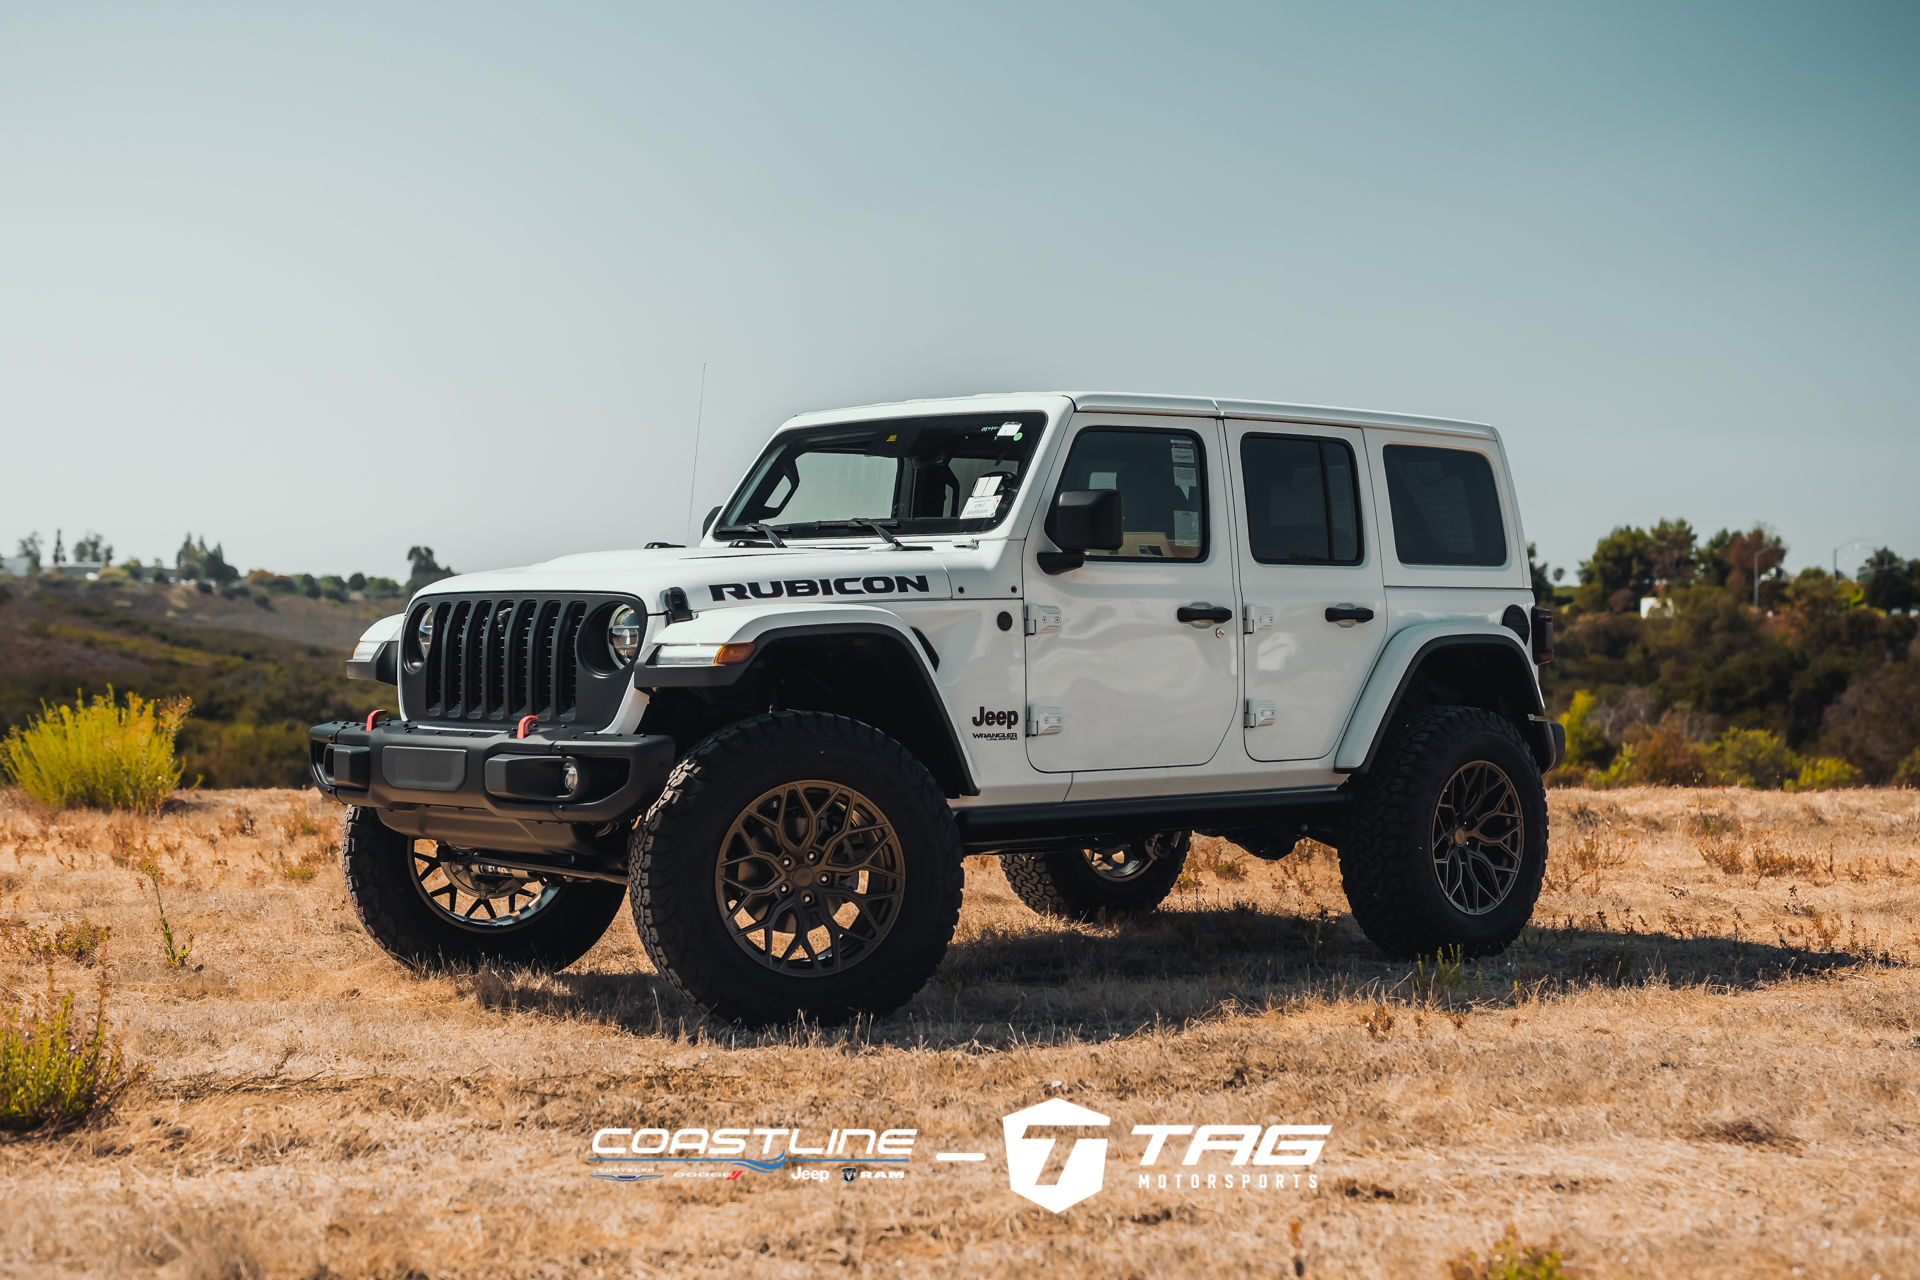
[{"x1": 713, "y1": 411, "x2": 1050, "y2": 541}]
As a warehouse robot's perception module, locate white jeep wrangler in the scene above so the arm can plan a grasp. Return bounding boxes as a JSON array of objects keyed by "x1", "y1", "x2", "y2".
[{"x1": 313, "y1": 392, "x2": 1562, "y2": 1023}]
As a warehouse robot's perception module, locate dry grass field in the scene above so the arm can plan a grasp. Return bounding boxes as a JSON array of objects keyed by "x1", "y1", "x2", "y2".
[{"x1": 2, "y1": 785, "x2": 1917, "y2": 1278}]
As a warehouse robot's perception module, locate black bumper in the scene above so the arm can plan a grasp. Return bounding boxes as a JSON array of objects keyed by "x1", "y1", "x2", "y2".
[{"x1": 309, "y1": 720, "x2": 676, "y2": 825}]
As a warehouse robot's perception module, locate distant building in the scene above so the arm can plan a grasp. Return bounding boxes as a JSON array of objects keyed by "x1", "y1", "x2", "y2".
[{"x1": 1, "y1": 555, "x2": 33, "y2": 577}]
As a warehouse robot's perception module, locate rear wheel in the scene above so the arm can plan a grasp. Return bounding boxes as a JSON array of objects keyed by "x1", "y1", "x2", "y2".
[
  {"x1": 1338, "y1": 706, "x2": 1548, "y2": 960},
  {"x1": 630, "y1": 711, "x2": 963, "y2": 1025},
  {"x1": 341, "y1": 806, "x2": 626, "y2": 970},
  {"x1": 1002, "y1": 832, "x2": 1190, "y2": 921}
]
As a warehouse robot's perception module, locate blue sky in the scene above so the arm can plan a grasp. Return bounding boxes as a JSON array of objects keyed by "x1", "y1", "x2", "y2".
[{"x1": 2, "y1": 2, "x2": 1915, "y2": 582}]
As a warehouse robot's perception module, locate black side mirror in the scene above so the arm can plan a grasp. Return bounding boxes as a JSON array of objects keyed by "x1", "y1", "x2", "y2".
[{"x1": 1040, "y1": 489, "x2": 1123, "y2": 574}]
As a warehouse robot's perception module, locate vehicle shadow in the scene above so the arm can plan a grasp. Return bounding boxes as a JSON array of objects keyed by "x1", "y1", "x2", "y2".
[{"x1": 462, "y1": 900, "x2": 1895, "y2": 1047}]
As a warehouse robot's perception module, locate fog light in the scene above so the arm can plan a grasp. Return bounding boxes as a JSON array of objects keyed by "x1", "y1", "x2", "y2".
[
  {"x1": 608, "y1": 605, "x2": 642, "y2": 664},
  {"x1": 562, "y1": 758, "x2": 581, "y2": 796}
]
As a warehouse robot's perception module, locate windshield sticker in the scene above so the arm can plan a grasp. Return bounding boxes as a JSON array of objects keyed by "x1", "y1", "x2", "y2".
[
  {"x1": 971, "y1": 475, "x2": 1004, "y2": 496},
  {"x1": 1170, "y1": 441, "x2": 1196, "y2": 464},
  {"x1": 959, "y1": 494, "x2": 1002, "y2": 520},
  {"x1": 996, "y1": 421, "x2": 1022, "y2": 438},
  {"x1": 708, "y1": 575, "x2": 934, "y2": 602}
]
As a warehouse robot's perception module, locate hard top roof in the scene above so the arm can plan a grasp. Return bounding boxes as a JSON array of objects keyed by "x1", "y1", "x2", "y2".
[{"x1": 782, "y1": 391, "x2": 1495, "y2": 440}]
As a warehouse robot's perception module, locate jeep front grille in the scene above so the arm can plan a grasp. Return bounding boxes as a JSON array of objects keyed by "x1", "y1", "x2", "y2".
[{"x1": 404, "y1": 593, "x2": 634, "y2": 728}]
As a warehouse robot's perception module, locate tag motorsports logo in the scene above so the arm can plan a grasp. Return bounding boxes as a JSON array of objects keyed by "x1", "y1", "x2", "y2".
[{"x1": 997, "y1": 1099, "x2": 1331, "y2": 1213}]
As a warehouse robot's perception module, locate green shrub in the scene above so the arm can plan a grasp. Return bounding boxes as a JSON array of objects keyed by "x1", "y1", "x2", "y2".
[
  {"x1": 1706, "y1": 727, "x2": 1802, "y2": 789},
  {"x1": 1448, "y1": 1225, "x2": 1567, "y2": 1280},
  {"x1": 0, "y1": 971, "x2": 142, "y2": 1131},
  {"x1": 1592, "y1": 720, "x2": 1705, "y2": 787},
  {"x1": 0, "y1": 690, "x2": 189, "y2": 811},
  {"x1": 1558, "y1": 691, "x2": 1614, "y2": 770},
  {"x1": 1786, "y1": 757, "x2": 1859, "y2": 791}
]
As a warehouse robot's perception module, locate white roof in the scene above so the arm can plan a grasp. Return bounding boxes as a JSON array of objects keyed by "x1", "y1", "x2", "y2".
[{"x1": 784, "y1": 391, "x2": 1494, "y2": 439}]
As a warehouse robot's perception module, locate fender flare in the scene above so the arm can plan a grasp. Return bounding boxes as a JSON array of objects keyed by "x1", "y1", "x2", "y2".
[
  {"x1": 1335, "y1": 623, "x2": 1549, "y2": 774},
  {"x1": 635, "y1": 605, "x2": 978, "y2": 797}
]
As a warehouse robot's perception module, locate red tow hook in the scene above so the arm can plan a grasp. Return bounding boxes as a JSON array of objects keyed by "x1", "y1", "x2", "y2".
[
  {"x1": 515, "y1": 715, "x2": 538, "y2": 740},
  {"x1": 365, "y1": 709, "x2": 391, "y2": 732}
]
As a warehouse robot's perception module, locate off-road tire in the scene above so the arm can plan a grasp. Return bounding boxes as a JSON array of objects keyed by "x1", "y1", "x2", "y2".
[
  {"x1": 1338, "y1": 706, "x2": 1548, "y2": 960},
  {"x1": 340, "y1": 806, "x2": 626, "y2": 970},
  {"x1": 1002, "y1": 832, "x2": 1191, "y2": 922},
  {"x1": 630, "y1": 711, "x2": 964, "y2": 1025}
]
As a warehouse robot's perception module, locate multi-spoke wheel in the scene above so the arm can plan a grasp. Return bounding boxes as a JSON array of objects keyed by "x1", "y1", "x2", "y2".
[
  {"x1": 413, "y1": 845, "x2": 564, "y2": 928},
  {"x1": 1002, "y1": 832, "x2": 1190, "y2": 922},
  {"x1": 715, "y1": 782, "x2": 904, "y2": 974},
  {"x1": 1429, "y1": 762, "x2": 1524, "y2": 915},
  {"x1": 632, "y1": 711, "x2": 963, "y2": 1025},
  {"x1": 1338, "y1": 706, "x2": 1548, "y2": 960},
  {"x1": 340, "y1": 806, "x2": 626, "y2": 970}
]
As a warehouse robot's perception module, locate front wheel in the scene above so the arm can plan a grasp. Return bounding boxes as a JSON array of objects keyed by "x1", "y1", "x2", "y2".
[
  {"x1": 1002, "y1": 832, "x2": 1190, "y2": 922},
  {"x1": 630, "y1": 711, "x2": 964, "y2": 1025},
  {"x1": 1338, "y1": 706, "x2": 1548, "y2": 960},
  {"x1": 340, "y1": 807, "x2": 627, "y2": 970}
]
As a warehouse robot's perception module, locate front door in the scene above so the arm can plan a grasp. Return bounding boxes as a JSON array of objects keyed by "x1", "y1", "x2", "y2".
[
  {"x1": 1024, "y1": 417, "x2": 1240, "y2": 772},
  {"x1": 1226, "y1": 421, "x2": 1388, "y2": 762}
]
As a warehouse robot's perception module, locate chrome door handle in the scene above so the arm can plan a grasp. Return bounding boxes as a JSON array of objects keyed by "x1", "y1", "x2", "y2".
[{"x1": 1325, "y1": 605, "x2": 1375, "y2": 624}]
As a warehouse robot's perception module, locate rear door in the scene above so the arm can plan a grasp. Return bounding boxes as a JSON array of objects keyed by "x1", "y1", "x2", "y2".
[
  {"x1": 1226, "y1": 420, "x2": 1387, "y2": 761},
  {"x1": 1022, "y1": 416, "x2": 1240, "y2": 772}
]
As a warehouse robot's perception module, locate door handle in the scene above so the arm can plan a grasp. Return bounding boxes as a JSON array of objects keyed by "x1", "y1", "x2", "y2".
[
  {"x1": 1324, "y1": 605, "x2": 1375, "y2": 625},
  {"x1": 1177, "y1": 604, "x2": 1234, "y2": 625}
]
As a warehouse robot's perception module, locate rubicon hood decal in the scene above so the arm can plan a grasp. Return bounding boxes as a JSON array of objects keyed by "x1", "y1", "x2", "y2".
[{"x1": 708, "y1": 574, "x2": 934, "y2": 602}]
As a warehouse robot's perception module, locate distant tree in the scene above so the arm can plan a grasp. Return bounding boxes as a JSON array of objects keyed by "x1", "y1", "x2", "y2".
[
  {"x1": 1527, "y1": 543, "x2": 1554, "y2": 605},
  {"x1": 176, "y1": 533, "x2": 203, "y2": 580},
  {"x1": 14, "y1": 533, "x2": 42, "y2": 575},
  {"x1": 1647, "y1": 519, "x2": 1696, "y2": 588},
  {"x1": 1858, "y1": 548, "x2": 1917, "y2": 612},
  {"x1": 201, "y1": 542, "x2": 239, "y2": 587},
  {"x1": 51, "y1": 529, "x2": 65, "y2": 566},
  {"x1": 1723, "y1": 526, "x2": 1788, "y2": 606},
  {"x1": 406, "y1": 545, "x2": 453, "y2": 591},
  {"x1": 347, "y1": 572, "x2": 367, "y2": 592},
  {"x1": 70, "y1": 531, "x2": 111, "y2": 565},
  {"x1": 1696, "y1": 529, "x2": 1735, "y2": 589},
  {"x1": 1578, "y1": 526, "x2": 1658, "y2": 612}
]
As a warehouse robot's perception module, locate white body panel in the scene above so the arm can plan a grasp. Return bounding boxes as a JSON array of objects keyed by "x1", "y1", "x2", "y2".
[
  {"x1": 1222, "y1": 418, "x2": 1389, "y2": 762},
  {"x1": 1019, "y1": 412, "x2": 1241, "y2": 773}
]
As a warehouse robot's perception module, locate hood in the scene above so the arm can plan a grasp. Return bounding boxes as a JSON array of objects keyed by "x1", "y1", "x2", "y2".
[{"x1": 415, "y1": 543, "x2": 961, "y2": 614}]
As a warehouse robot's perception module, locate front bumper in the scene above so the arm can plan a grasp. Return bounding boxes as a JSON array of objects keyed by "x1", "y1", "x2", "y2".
[{"x1": 309, "y1": 720, "x2": 676, "y2": 826}]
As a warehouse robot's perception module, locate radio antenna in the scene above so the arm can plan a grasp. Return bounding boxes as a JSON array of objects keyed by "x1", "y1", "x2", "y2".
[{"x1": 684, "y1": 362, "x2": 707, "y2": 540}]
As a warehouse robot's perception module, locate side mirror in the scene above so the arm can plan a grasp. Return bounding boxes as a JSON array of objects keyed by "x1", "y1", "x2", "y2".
[{"x1": 1041, "y1": 490, "x2": 1123, "y2": 573}]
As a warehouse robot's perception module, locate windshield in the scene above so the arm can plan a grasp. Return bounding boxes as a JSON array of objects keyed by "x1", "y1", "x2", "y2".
[{"x1": 716, "y1": 412, "x2": 1047, "y2": 539}]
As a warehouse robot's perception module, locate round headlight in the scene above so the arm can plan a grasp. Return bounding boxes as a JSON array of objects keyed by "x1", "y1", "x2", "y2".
[
  {"x1": 416, "y1": 609, "x2": 434, "y2": 660},
  {"x1": 608, "y1": 605, "x2": 642, "y2": 664}
]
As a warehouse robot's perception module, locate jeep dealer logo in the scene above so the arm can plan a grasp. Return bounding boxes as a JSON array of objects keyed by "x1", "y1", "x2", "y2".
[
  {"x1": 709, "y1": 575, "x2": 932, "y2": 601},
  {"x1": 997, "y1": 1103, "x2": 1332, "y2": 1214}
]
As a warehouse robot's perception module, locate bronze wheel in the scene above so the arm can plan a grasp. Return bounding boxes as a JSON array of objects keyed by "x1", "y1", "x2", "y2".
[
  {"x1": 1429, "y1": 761, "x2": 1524, "y2": 916},
  {"x1": 714, "y1": 781, "x2": 905, "y2": 975}
]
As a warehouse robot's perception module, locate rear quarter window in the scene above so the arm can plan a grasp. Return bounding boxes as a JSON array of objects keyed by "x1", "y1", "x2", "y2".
[{"x1": 1381, "y1": 445, "x2": 1507, "y2": 567}]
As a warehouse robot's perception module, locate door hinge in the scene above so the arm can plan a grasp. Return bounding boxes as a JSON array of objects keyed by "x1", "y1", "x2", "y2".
[
  {"x1": 1026, "y1": 704, "x2": 1064, "y2": 737},
  {"x1": 1243, "y1": 604, "x2": 1274, "y2": 634},
  {"x1": 1024, "y1": 603, "x2": 1062, "y2": 636},
  {"x1": 1245, "y1": 698, "x2": 1276, "y2": 728}
]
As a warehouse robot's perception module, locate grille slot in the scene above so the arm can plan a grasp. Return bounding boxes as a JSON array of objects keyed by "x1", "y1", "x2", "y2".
[{"x1": 407, "y1": 593, "x2": 632, "y2": 728}]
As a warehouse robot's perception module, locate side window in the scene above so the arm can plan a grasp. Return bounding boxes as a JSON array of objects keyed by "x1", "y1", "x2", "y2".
[
  {"x1": 1240, "y1": 435, "x2": 1363, "y2": 565},
  {"x1": 1381, "y1": 445, "x2": 1507, "y2": 567},
  {"x1": 1053, "y1": 428, "x2": 1208, "y2": 561}
]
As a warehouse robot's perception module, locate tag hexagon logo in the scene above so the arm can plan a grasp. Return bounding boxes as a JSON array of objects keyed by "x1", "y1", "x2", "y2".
[{"x1": 1001, "y1": 1098, "x2": 1110, "y2": 1213}]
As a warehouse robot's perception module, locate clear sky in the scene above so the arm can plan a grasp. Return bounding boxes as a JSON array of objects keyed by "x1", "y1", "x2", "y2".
[{"x1": 3, "y1": 2, "x2": 1915, "y2": 583}]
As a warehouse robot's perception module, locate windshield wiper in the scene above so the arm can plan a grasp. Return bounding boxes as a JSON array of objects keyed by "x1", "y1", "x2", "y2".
[{"x1": 712, "y1": 523, "x2": 787, "y2": 547}]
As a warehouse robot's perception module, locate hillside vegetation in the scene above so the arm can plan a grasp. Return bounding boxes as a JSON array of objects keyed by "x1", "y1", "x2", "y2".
[{"x1": 0, "y1": 577, "x2": 387, "y2": 788}]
